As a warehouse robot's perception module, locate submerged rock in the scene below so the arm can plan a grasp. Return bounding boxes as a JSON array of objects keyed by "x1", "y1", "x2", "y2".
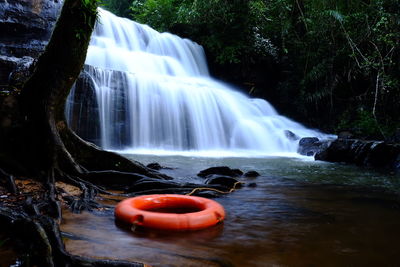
[
  {"x1": 146, "y1": 162, "x2": 173, "y2": 170},
  {"x1": 243, "y1": 171, "x2": 260, "y2": 178},
  {"x1": 247, "y1": 182, "x2": 257, "y2": 188},
  {"x1": 205, "y1": 176, "x2": 239, "y2": 188},
  {"x1": 197, "y1": 166, "x2": 243, "y2": 178},
  {"x1": 298, "y1": 137, "x2": 331, "y2": 156},
  {"x1": 315, "y1": 138, "x2": 400, "y2": 173}
]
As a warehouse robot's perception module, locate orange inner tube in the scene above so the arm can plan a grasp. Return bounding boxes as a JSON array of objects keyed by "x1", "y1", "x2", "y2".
[{"x1": 114, "y1": 194, "x2": 225, "y2": 231}]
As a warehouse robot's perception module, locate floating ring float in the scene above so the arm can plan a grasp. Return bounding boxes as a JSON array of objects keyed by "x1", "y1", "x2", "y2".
[{"x1": 115, "y1": 194, "x2": 225, "y2": 231}]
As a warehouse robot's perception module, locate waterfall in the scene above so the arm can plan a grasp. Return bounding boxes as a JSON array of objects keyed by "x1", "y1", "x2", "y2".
[{"x1": 66, "y1": 8, "x2": 328, "y2": 156}]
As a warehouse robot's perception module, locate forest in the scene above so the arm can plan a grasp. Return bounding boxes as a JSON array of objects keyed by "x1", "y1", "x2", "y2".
[{"x1": 104, "y1": 0, "x2": 400, "y2": 140}]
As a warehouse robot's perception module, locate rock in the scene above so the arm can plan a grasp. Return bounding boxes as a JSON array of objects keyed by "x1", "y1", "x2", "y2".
[
  {"x1": 247, "y1": 182, "x2": 257, "y2": 188},
  {"x1": 284, "y1": 130, "x2": 300, "y2": 141},
  {"x1": 197, "y1": 166, "x2": 243, "y2": 178},
  {"x1": 243, "y1": 171, "x2": 260, "y2": 178},
  {"x1": 8, "y1": 56, "x2": 35, "y2": 86},
  {"x1": 299, "y1": 137, "x2": 319, "y2": 146},
  {"x1": 298, "y1": 137, "x2": 331, "y2": 156},
  {"x1": 315, "y1": 138, "x2": 400, "y2": 173},
  {"x1": 205, "y1": 176, "x2": 240, "y2": 188},
  {"x1": 146, "y1": 162, "x2": 173, "y2": 170},
  {"x1": 231, "y1": 168, "x2": 244, "y2": 176},
  {"x1": 147, "y1": 163, "x2": 162, "y2": 170},
  {"x1": 66, "y1": 69, "x2": 101, "y2": 145},
  {"x1": 0, "y1": 0, "x2": 62, "y2": 84}
]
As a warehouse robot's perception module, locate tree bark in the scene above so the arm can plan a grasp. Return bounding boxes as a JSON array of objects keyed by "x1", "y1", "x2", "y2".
[{"x1": 19, "y1": 0, "x2": 98, "y2": 176}]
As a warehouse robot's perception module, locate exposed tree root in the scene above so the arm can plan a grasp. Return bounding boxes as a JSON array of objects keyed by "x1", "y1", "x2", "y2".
[{"x1": 0, "y1": 206, "x2": 144, "y2": 267}]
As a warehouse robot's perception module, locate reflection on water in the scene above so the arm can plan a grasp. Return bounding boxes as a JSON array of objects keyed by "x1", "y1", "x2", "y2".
[{"x1": 61, "y1": 156, "x2": 400, "y2": 266}]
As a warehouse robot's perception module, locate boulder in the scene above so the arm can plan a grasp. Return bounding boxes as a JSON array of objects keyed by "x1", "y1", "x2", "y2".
[
  {"x1": 315, "y1": 138, "x2": 400, "y2": 173},
  {"x1": 204, "y1": 176, "x2": 239, "y2": 188},
  {"x1": 146, "y1": 162, "x2": 173, "y2": 170},
  {"x1": 297, "y1": 137, "x2": 331, "y2": 156},
  {"x1": 243, "y1": 170, "x2": 260, "y2": 178},
  {"x1": 284, "y1": 130, "x2": 300, "y2": 141},
  {"x1": 247, "y1": 182, "x2": 257, "y2": 188},
  {"x1": 197, "y1": 166, "x2": 243, "y2": 178}
]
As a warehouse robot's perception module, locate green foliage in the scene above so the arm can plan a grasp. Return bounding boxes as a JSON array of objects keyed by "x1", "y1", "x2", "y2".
[
  {"x1": 75, "y1": 0, "x2": 101, "y2": 40},
  {"x1": 102, "y1": 0, "x2": 132, "y2": 18},
  {"x1": 130, "y1": 0, "x2": 179, "y2": 32},
  {"x1": 127, "y1": 0, "x2": 276, "y2": 64},
  {"x1": 337, "y1": 109, "x2": 381, "y2": 138}
]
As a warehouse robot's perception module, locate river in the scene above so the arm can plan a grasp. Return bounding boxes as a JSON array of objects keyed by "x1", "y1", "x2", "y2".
[{"x1": 61, "y1": 154, "x2": 400, "y2": 266}]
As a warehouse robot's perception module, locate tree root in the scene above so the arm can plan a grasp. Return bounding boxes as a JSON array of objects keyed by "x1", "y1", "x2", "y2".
[
  {"x1": 186, "y1": 181, "x2": 244, "y2": 196},
  {"x1": 61, "y1": 128, "x2": 171, "y2": 180},
  {"x1": 0, "y1": 206, "x2": 144, "y2": 267}
]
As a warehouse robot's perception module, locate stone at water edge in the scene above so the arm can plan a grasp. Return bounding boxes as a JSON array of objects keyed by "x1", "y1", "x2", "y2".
[
  {"x1": 297, "y1": 137, "x2": 331, "y2": 156},
  {"x1": 197, "y1": 166, "x2": 243, "y2": 178},
  {"x1": 243, "y1": 171, "x2": 260, "y2": 178},
  {"x1": 146, "y1": 162, "x2": 174, "y2": 170},
  {"x1": 315, "y1": 138, "x2": 400, "y2": 174},
  {"x1": 204, "y1": 176, "x2": 240, "y2": 189}
]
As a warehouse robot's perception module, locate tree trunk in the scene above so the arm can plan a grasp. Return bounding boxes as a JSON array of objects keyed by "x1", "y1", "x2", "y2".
[{"x1": 19, "y1": 0, "x2": 98, "y2": 176}]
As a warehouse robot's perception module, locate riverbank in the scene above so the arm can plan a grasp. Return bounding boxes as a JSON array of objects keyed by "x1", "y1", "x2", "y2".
[{"x1": 298, "y1": 137, "x2": 400, "y2": 174}]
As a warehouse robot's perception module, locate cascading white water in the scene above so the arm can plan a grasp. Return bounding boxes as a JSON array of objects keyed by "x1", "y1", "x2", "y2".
[{"x1": 66, "y1": 8, "x2": 329, "y2": 156}]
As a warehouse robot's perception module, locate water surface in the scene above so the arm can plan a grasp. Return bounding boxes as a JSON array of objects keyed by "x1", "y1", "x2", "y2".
[{"x1": 62, "y1": 155, "x2": 400, "y2": 266}]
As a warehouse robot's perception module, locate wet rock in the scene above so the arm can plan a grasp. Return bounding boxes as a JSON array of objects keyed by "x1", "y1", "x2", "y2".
[
  {"x1": 315, "y1": 138, "x2": 400, "y2": 173},
  {"x1": 9, "y1": 56, "x2": 35, "y2": 86},
  {"x1": 191, "y1": 190, "x2": 221, "y2": 198},
  {"x1": 197, "y1": 166, "x2": 243, "y2": 178},
  {"x1": 0, "y1": 0, "x2": 62, "y2": 84},
  {"x1": 298, "y1": 137, "x2": 331, "y2": 156},
  {"x1": 147, "y1": 163, "x2": 162, "y2": 170},
  {"x1": 247, "y1": 182, "x2": 257, "y2": 188},
  {"x1": 205, "y1": 176, "x2": 239, "y2": 188},
  {"x1": 243, "y1": 171, "x2": 260, "y2": 178},
  {"x1": 66, "y1": 69, "x2": 101, "y2": 145},
  {"x1": 146, "y1": 162, "x2": 173, "y2": 170},
  {"x1": 284, "y1": 130, "x2": 300, "y2": 141}
]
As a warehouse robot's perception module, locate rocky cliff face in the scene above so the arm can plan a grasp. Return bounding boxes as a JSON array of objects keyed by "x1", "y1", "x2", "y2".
[{"x1": 0, "y1": 0, "x2": 62, "y2": 86}]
